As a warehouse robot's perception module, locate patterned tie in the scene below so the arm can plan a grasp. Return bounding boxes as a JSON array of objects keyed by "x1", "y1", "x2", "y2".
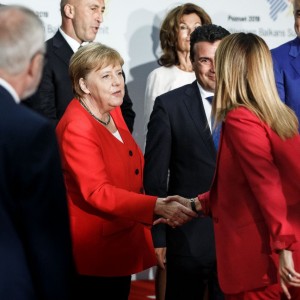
[{"x1": 206, "y1": 96, "x2": 220, "y2": 150}]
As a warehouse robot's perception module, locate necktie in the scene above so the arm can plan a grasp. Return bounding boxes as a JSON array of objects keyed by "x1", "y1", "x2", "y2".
[{"x1": 206, "y1": 96, "x2": 220, "y2": 150}]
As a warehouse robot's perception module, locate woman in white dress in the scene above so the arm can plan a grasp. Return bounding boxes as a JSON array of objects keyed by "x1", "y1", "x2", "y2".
[{"x1": 144, "y1": 3, "x2": 211, "y2": 137}]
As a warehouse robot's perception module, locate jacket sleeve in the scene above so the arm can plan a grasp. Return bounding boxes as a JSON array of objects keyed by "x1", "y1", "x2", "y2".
[
  {"x1": 19, "y1": 120, "x2": 74, "y2": 299},
  {"x1": 144, "y1": 97, "x2": 172, "y2": 247},
  {"x1": 225, "y1": 108, "x2": 296, "y2": 252}
]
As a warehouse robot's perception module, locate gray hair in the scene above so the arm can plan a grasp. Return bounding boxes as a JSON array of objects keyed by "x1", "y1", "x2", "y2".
[{"x1": 0, "y1": 5, "x2": 45, "y2": 75}]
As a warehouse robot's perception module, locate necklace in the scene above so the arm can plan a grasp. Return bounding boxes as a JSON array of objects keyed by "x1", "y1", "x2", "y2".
[{"x1": 79, "y1": 99, "x2": 111, "y2": 126}]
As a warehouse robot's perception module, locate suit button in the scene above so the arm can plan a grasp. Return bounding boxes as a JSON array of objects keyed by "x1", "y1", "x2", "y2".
[
  {"x1": 129, "y1": 150, "x2": 133, "y2": 156},
  {"x1": 135, "y1": 169, "x2": 139, "y2": 175},
  {"x1": 213, "y1": 217, "x2": 219, "y2": 223},
  {"x1": 140, "y1": 187, "x2": 144, "y2": 193}
]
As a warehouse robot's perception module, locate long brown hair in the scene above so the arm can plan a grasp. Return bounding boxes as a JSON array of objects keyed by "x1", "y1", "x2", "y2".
[
  {"x1": 214, "y1": 33, "x2": 298, "y2": 139},
  {"x1": 159, "y1": 3, "x2": 211, "y2": 67}
]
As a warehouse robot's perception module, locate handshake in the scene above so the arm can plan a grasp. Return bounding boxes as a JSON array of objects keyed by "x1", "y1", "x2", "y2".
[{"x1": 153, "y1": 196, "x2": 201, "y2": 228}]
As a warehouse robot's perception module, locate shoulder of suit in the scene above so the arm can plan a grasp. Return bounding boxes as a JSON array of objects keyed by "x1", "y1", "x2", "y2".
[
  {"x1": 271, "y1": 37, "x2": 298, "y2": 54},
  {"x1": 159, "y1": 81, "x2": 196, "y2": 98}
]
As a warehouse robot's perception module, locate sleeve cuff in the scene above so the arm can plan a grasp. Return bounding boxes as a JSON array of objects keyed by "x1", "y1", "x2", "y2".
[{"x1": 272, "y1": 235, "x2": 297, "y2": 252}]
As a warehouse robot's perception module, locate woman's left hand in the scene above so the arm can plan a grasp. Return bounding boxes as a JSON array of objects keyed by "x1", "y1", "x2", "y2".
[{"x1": 279, "y1": 249, "x2": 300, "y2": 299}]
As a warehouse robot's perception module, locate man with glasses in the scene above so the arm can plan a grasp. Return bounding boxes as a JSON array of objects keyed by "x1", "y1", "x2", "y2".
[{"x1": 144, "y1": 24, "x2": 230, "y2": 300}]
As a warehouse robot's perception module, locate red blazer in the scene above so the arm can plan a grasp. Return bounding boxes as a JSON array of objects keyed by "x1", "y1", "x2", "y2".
[
  {"x1": 199, "y1": 107, "x2": 300, "y2": 294},
  {"x1": 56, "y1": 99, "x2": 157, "y2": 277}
]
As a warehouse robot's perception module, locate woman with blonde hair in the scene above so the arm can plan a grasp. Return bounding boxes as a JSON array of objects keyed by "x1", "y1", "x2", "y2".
[{"x1": 173, "y1": 33, "x2": 300, "y2": 299}]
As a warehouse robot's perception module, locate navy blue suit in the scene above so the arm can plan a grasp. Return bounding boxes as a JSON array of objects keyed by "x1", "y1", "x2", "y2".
[
  {"x1": 0, "y1": 85, "x2": 74, "y2": 299},
  {"x1": 23, "y1": 30, "x2": 135, "y2": 132},
  {"x1": 144, "y1": 81, "x2": 223, "y2": 300},
  {"x1": 271, "y1": 37, "x2": 300, "y2": 123}
]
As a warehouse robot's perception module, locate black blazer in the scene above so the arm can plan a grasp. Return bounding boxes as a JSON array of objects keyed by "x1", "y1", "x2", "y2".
[
  {"x1": 23, "y1": 30, "x2": 135, "y2": 131},
  {"x1": 0, "y1": 86, "x2": 74, "y2": 299},
  {"x1": 144, "y1": 81, "x2": 217, "y2": 262}
]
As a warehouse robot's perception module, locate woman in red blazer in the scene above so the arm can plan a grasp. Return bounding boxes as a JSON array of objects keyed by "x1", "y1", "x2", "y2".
[
  {"x1": 55, "y1": 43, "x2": 196, "y2": 299},
  {"x1": 171, "y1": 33, "x2": 300, "y2": 299}
]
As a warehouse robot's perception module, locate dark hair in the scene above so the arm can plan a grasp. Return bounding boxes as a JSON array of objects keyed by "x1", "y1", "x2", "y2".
[
  {"x1": 190, "y1": 24, "x2": 230, "y2": 61},
  {"x1": 159, "y1": 3, "x2": 211, "y2": 67}
]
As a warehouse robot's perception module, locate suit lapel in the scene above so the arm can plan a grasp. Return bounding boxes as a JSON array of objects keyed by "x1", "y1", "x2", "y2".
[
  {"x1": 52, "y1": 31, "x2": 74, "y2": 66},
  {"x1": 289, "y1": 37, "x2": 300, "y2": 77},
  {"x1": 183, "y1": 81, "x2": 216, "y2": 158}
]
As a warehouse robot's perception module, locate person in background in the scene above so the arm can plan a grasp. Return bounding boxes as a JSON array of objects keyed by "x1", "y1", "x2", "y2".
[
  {"x1": 144, "y1": 5, "x2": 211, "y2": 298},
  {"x1": 175, "y1": 32, "x2": 300, "y2": 300},
  {"x1": 56, "y1": 42, "x2": 197, "y2": 300},
  {"x1": 0, "y1": 5, "x2": 74, "y2": 299},
  {"x1": 144, "y1": 24, "x2": 230, "y2": 300},
  {"x1": 271, "y1": 0, "x2": 300, "y2": 125},
  {"x1": 23, "y1": 0, "x2": 135, "y2": 132},
  {"x1": 144, "y1": 3, "x2": 211, "y2": 138}
]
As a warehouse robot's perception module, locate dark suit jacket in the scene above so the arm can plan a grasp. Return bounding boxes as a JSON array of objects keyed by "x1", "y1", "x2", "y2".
[
  {"x1": 23, "y1": 30, "x2": 135, "y2": 132},
  {"x1": 271, "y1": 37, "x2": 300, "y2": 123},
  {"x1": 0, "y1": 86, "x2": 74, "y2": 299},
  {"x1": 144, "y1": 81, "x2": 217, "y2": 264}
]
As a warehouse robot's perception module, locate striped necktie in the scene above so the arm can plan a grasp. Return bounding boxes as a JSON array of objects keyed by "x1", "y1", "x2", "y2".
[{"x1": 206, "y1": 96, "x2": 220, "y2": 150}]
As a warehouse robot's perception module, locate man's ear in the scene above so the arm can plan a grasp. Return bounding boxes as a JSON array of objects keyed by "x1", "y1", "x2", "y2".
[{"x1": 64, "y1": 4, "x2": 75, "y2": 19}]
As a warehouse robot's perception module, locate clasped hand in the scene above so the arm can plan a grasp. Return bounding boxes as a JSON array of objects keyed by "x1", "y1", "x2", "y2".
[{"x1": 153, "y1": 195, "x2": 196, "y2": 228}]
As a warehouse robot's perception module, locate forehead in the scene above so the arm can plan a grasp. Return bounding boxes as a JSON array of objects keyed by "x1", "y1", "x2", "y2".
[
  {"x1": 179, "y1": 13, "x2": 201, "y2": 23},
  {"x1": 295, "y1": 0, "x2": 300, "y2": 9},
  {"x1": 77, "y1": 0, "x2": 104, "y2": 6},
  {"x1": 193, "y1": 40, "x2": 221, "y2": 56}
]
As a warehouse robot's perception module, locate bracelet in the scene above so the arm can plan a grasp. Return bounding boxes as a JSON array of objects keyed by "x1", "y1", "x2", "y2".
[{"x1": 189, "y1": 198, "x2": 197, "y2": 213}]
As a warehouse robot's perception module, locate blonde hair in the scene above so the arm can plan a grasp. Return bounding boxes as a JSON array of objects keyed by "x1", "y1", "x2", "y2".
[
  {"x1": 214, "y1": 33, "x2": 298, "y2": 139},
  {"x1": 69, "y1": 42, "x2": 124, "y2": 99}
]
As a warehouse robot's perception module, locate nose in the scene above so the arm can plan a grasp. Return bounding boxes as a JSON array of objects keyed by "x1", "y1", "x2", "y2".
[
  {"x1": 96, "y1": 11, "x2": 104, "y2": 23},
  {"x1": 210, "y1": 60, "x2": 215, "y2": 72},
  {"x1": 112, "y1": 74, "x2": 122, "y2": 85}
]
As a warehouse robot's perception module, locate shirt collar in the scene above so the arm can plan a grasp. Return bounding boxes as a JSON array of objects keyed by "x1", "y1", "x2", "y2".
[
  {"x1": 59, "y1": 27, "x2": 88, "y2": 52},
  {"x1": 196, "y1": 81, "x2": 214, "y2": 102},
  {"x1": 0, "y1": 78, "x2": 20, "y2": 103}
]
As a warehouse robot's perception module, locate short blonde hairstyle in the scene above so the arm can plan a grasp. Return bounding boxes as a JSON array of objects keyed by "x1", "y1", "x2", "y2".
[
  {"x1": 69, "y1": 42, "x2": 124, "y2": 99},
  {"x1": 214, "y1": 32, "x2": 298, "y2": 139}
]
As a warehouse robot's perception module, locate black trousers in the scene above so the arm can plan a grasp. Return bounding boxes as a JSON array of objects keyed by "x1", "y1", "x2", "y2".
[
  {"x1": 75, "y1": 274, "x2": 131, "y2": 299},
  {"x1": 165, "y1": 255, "x2": 224, "y2": 300}
]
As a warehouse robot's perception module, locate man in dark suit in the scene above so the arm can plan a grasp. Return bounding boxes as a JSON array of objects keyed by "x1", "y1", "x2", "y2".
[
  {"x1": 271, "y1": 0, "x2": 300, "y2": 125},
  {"x1": 144, "y1": 24, "x2": 230, "y2": 300},
  {"x1": 24, "y1": 0, "x2": 135, "y2": 132},
  {"x1": 0, "y1": 5, "x2": 74, "y2": 299}
]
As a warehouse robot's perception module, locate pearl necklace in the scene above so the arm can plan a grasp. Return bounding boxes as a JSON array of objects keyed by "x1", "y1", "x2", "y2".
[{"x1": 79, "y1": 99, "x2": 111, "y2": 126}]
